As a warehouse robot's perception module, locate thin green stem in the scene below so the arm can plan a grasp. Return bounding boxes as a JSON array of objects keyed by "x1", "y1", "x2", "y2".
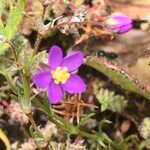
[
  {"x1": 79, "y1": 130, "x2": 99, "y2": 141},
  {"x1": 49, "y1": 113, "x2": 99, "y2": 141},
  {"x1": 5, "y1": 40, "x2": 33, "y2": 126},
  {"x1": 7, "y1": 41, "x2": 18, "y2": 63},
  {"x1": 4, "y1": 41, "x2": 24, "y2": 78},
  {"x1": 41, "y1": 105, "x2": 100, "y2": 142}
]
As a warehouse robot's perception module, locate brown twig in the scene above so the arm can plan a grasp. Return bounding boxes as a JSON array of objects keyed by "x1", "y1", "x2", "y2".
[{"x1": 27, "y1": 113, "x2": 38, "y2": 131}]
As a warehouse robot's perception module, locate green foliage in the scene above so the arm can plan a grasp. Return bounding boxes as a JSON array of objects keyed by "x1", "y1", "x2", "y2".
[
  {"x1": 11, "y1": 33, "x2": 47, "y2": 73},
  {"x1": 11, "y1": 33, "x2": 29, "y2": 58},
  {"x1": 27, "y1": 51, "x2": 47, "y2": 71},
  {"x1": 95, "y1": 89, "x2": 126, "y2": 112},
  {"x1": 85, "y1": 56, "x2": 150, "y2": 101},
  {"x1": 33, "y1": 131, "x2": 47, "y2": 148},
  {"x1": 0, "y1": 1, "x2": 5, "y2": 30},
  {"x1": 29, "y1": 124, "x2": 48, "y2": 148},
  {"x1": 20, "y1": 95, "x2": 31, "y2": 114},
  {"x1": 98, "y1": 119, "x2": 112, "y2": 133},
  {"x1": 77, "y1": 113, "x2": 95, "y2": 128},
  {"x1": 111, "y1": 135, "x2": 138, "y2": 150},
  {"x1": 139, "y1": 138, "x2": 150, "y2": 150},
  {"x1": 88, "y1": 134, "x2": 140, "y2": 150},
  {"x1": 32, "y1": 97, "x2": 112, "y2": 147},
  {"x1": 0, "y1": 0, "x2": 25, "y2": 55},
  {"x1": 0, "y1": 66, "x2": 20, "y2": 94},
  {"x1": 93, "y1": 79, "x2": 126, "y2": 112}
]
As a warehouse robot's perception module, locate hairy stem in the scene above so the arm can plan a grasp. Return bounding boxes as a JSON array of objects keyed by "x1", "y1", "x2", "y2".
[
  {"x1": 33, "y1": 33, "x2": 42, "y2": 55},
  {"x1": 49, "y1": 114, "x2": 99, "y2": 141},
  {"x1": 7, "y1": 41, "x2": 18, "y2": 63},
  {"x1": 27, "y1": 113, "x2": 38, "y2": 131},
  {"x1": 40, "y1": 104, "x2": 100, "y2": 142}
]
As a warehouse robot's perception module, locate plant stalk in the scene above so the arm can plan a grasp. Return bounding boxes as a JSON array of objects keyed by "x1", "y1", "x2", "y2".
[{"x1": 33, "y1": 33, "x2": 42, "y2": 55}]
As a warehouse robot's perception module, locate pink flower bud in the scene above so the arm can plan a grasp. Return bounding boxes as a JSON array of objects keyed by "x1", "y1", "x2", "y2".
[{"x1": 105, "y1": 13, "x2": 133, "y2": 34}]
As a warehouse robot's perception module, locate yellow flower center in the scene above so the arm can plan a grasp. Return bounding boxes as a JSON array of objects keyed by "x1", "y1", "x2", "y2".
[
  {"x1": 105, "y1": 18, "x2": 118, "y2": 26},
  {"x1": 51, "y1": 66, "x2": 70, "y2": 84}
]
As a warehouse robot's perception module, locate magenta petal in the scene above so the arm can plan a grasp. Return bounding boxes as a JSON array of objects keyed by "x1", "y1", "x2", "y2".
[
  {"x1": 61, "y1": 74, "x2": 86, "y2": 93},
  {"x1": 32, "y1": 71, "x2": 51, "y2": 88},
  {"x1": 108, "y1": 18, "x2": 132, "y2": 30},
  {"x1": 48, "y1": 82, "x2": 63, "y2": 104},
  {"x1": 118, "y1": 24, "x2": 133, "y2": 34},
  {"x1": 48, "y1": 45, "x2": 63, "y2": 69},
  {"x1": 61, "y1": 51, "x2": 84, "y2": 72}
]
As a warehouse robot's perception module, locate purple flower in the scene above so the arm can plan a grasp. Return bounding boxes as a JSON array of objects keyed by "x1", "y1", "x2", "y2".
[
  {"x1": 32, "y1": 46, "x2": 86, "y2": 104},
  {"x1": 105, "y1": 13, "x2": 133, "y2": 34}
]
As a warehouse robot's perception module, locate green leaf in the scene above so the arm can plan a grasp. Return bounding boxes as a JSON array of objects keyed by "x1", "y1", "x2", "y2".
[
  {"x1": 32, "y1": 98, "x2": 49, "y2": 114},
  {"x1": 29, "y1": 125, "x2": 34, "y2": 136},
  {"x1": 85, "y1": 56, "x2": 150, "y2": 101},
  {"x1": 11, "y1": 33, "x2": 31, "y2": 61},
  {"x1": 98, "y1": 119, "x2": 112, "y2": 133},
  {"x1": 0, "y1": 43, "x2": 7, "y2": 55},
  {"x1": 0, "y1": 1, "x2": 6, "y2": 52},
  {"x1": 0, "y1": 1, "x2": 6, "y2": 17},
  {"x1": 94, "y1": 87, "x2": 126, "y2": 112},
  {"x1": 139, "y1": 138, "x2": 150, "y2": 150},
  {"x1": 0, "y1": 71, "x2": 18, "y2": 94},
  {"x1": 33, "y1": 131, "x2": 47, "y2": 147},
  {"x1": 20, "y1": 96, "x2": 31, "y2": 114},
  {"x1": 28, "y1": 51, "x2": 47, "y2": 67},
  {"x1": 125, "y1": 134, "x2": 137, "y2": 142},
  {"x1": 10, "y1": 94, "x2": 19, "y2": 102},
  {"x1": 77, "y1": 113, "x2": 95, "y2": 128},
  {"x1": 0, "y1": 0, "x2": 25, "y2": 55},
  {"x1": 4, "y1": 2, "x2": 24, "y2": 38},
  {"x1": 18, "y1": 0, "x2": 25, "y2": 9},
  {"x1": 93, "y1": 131, "x2": 112, "y2": 147},
  {"x1": 0, "y1": 0, "x2": 5, "y2": 30}
]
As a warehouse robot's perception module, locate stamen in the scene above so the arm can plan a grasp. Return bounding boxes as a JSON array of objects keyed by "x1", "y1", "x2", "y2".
[{"x1": 52, "y1": 67, "x2": 70, "y2": 84}]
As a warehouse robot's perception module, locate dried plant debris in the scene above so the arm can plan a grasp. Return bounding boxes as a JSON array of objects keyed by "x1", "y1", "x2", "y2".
[
  {"x1": 85, "y1": 55, "x2": 150, "y2": 100},
  {"x1": 57, "y1": 6, "x2": 86, "y2": 35}
]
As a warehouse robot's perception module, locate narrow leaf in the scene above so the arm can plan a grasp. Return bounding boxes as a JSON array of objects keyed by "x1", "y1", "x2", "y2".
[
  {"x1": 85, "y1": 56, "x2": 150, "y2": 101},
  {"x1": 0, "y1": 0, "x2": 25, "y2": 55}
]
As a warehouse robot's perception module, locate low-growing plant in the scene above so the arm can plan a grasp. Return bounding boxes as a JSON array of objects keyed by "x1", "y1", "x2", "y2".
[{"x1": 0, "y1": 0, "x2": 149, "y2": 150}]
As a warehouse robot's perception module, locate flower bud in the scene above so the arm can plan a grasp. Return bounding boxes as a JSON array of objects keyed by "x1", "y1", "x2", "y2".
[{"x1": 105, "y1": 13, "x2": 133, "y2": 34}]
